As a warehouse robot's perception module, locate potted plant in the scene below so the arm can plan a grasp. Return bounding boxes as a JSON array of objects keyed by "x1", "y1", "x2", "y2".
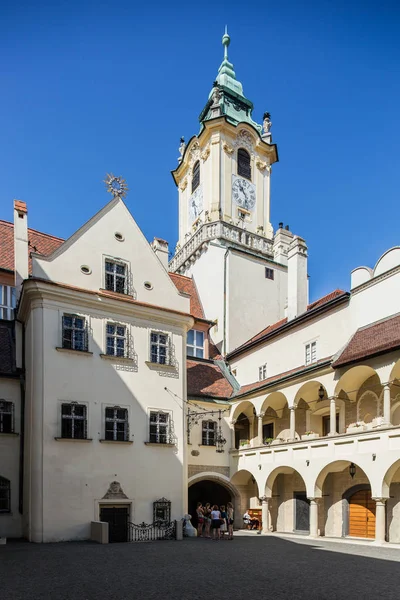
[
  {"x1": 263, "y1": 437, "x2": 274, "y2": 446},
  {"x1": 301, "y1": 431, "x2": 320, "y2": 440},
  {"x1": 239, "y1": 439, "x2": 250, "y2": 448},
  {"x1": 346, "y1": 422, "x2": 366, "y2": 433}
]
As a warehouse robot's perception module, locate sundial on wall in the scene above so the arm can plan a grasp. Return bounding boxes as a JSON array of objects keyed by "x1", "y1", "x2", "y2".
[{"x1": 104, "y1": 173, "x2": 129, "y2": 199}]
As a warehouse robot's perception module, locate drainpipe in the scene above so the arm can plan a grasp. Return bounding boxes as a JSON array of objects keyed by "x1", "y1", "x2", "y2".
[
  {"x1": 16, "y1": 318, "x2": 25, "y2": 515},
  {"x1": 223, "y1": 247, "x2": 230, "y2": 356}
]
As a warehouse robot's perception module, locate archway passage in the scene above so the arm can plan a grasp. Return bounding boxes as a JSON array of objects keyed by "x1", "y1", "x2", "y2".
[
  {"x1": 349, "y1": 489, "x2": 376, "y2": 539},
  {"x1": 188, "y1": 480, "x2": 231, "y2": 526}
]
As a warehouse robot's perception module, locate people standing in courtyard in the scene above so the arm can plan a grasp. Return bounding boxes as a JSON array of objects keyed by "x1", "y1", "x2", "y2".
[
  {"x1": 220, "y1": 505, "x2": 228, "y2": 539},
  {"x1": 203, "y1": 502, "x2": 212, "y2": 538},
  {"x1": 227, "y1": 502, "x2": 234, "y2": 540},
  {"x1": 210, "y1": 504, "x2": 222, "y2": 540},
  {"x1": 196, "y1": 502, "x2": 204, "y2": 537}
]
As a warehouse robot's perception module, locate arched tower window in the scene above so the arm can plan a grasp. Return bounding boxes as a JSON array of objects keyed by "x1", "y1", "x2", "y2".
[
  {"x1": 237, "y1": 148, "x2": 251, "y2": 180},
  {"x1": 192, "y1": 160, "x2": 200, "y2": 193},
  {"x1": 0, "y1": 476, "x2": 10, "y2": 512}
]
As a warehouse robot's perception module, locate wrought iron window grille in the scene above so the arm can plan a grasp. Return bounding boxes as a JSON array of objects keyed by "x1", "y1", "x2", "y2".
[
  {"x1": 153, "y1": 497, "x2": 171, "y2": 523},
  {"x1": 62, "y1": 314, "x2": 89, "y2": 352},
  {"x1": 105, "y1": 406, "x2": 129, "y2": 441},
  {"x1": 202, "y1": 420, "x2": 216, "y2": 446},
  {"x1": 106, "y1": 323, "x2": 130, "y2": 358},
  {"x1": 187, "y1": 408, "x2": 227, "y2": 452},
  {"x1": 0, "y1": 476, "x2": 11, "y2": 512},
  {"x1": 61, "y1": 402, "x2": 88, "y2": 439},
  {"x1": 0, "y1": 400, "x2": 14, "y2": 433},
  {"x1": 237, "y1": 148, "x2": 251, "y2": 180},
  {"x1": 105, "y1": 259, "x2": 130, "y2": 295},
  {"x1": 150, "y1": 332, "x2": 171, "y2": 366},
  {"x1": 149, "y1": 411, "x2": 174, "y2": 444}
]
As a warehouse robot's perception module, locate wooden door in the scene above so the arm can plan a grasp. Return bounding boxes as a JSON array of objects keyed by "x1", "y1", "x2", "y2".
[{"x1": 349, "y1": 490, "x2": 375, "y2": 539}]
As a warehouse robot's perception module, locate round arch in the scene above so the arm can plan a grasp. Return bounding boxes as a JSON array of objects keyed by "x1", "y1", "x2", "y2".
[
  {"x1": 260, "y1": 391, "x2": 288, "y2": 415},
  {"x1": 381, "y1": 459, "x2": 400, "y2": 498},
  {"x1": 294, "y1": 380, "x2": 328, "y2": 406},
  {"x1": 264, "y1": 465, "x2": 308, "y2": 498},
  {"x1": 188, "y1": 472, "x2": 240, "y2": 500},
  {"x1": 314, "y1": 459, "x2": 373, "y2": 498},
  {"x1": 231, "y1": 400, "x2": 257, "y2": 422},
  {"x1": 334, "y1": 365, "x2": 381, "y2": 402},
  {"x1": 390, "y1": 359, "x2": 400, "y2": 382}
]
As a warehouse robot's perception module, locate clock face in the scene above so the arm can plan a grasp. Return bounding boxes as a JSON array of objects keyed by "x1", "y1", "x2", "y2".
[
  {"x1": 189, "y1": 186, "x2": 203, "y2": 221},
  {"x1": 232, "y1": 177, "x2": 256, "y2": 211}
]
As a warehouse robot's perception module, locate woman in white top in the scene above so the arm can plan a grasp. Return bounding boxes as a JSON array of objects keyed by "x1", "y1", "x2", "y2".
[{"x1": 210, "y1": 504, "x2": 222, "y2": 540}]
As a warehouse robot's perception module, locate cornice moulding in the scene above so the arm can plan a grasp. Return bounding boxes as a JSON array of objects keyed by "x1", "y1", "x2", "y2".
[{"x1": 18, "y1": 280, "x2": 194, "y2": 330}]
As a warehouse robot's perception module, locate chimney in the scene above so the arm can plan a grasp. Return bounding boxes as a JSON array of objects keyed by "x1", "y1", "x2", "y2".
[
  {"x1": 287, "y1": 235, "x2": 308, "y2": 320},
  {"x1": 273, "y1": 226, "x2": 293, "y2": 265},
  {"x1": 13, "y1": 200, "x2": 29, "y2": 298},
  {"x1": 151, "y1": 237, "x2": 169, "y2": 270}
]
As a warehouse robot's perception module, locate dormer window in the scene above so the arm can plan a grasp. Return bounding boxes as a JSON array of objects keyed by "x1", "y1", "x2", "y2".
[
  {"x1": 237, "y1": 148, "x2": 251, "y2": 180},
  {"x1": 192, "y1": 160, "x2": 200, "y2": 193}
]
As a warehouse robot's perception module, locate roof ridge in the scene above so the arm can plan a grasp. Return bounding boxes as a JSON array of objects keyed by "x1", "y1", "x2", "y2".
[{"x1": 0, "y1": 219, "x2": 64, "y2": 241}]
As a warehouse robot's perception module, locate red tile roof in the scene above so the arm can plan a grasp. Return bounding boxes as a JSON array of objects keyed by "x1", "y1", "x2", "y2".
[
  {"x1": 0, "y1": 220, "x2": 64, "y2": 274},
  {"x1": 169, "y1": 273, "x2": 206, "y2": 320},
  {"x1": 332, "y1": 314, "x2": 400, "y2": 368},
  {"x1": 229, "y1": 289, "x2": 347, "y2": 357},
  {"x1": 187, "y1": 359, "x2": 234, "y2": 399},
  {"x1": 238, "y1": 356, "x2": 332, "y2": 397}
]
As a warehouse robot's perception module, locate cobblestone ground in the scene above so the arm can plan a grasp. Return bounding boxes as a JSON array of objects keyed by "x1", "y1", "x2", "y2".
[{"x1": 2, "y1": 535, "x2": 400, "y2": 600}]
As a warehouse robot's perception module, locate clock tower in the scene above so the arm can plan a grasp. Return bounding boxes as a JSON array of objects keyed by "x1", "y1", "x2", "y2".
[{"x1": 170, "y1": 30, "x2": 302, "y2": 355}]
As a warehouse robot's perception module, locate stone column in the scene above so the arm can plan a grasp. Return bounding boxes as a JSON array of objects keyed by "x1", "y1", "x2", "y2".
[
  {"x1": 249, "y1": 416, "x2": 255, "y2": 447},
  {"x1": 374, "y1": 498, "x2": 387, "y2": 544},
  {"x1": 329, "y1": 397, "x2": 337, "y2": 435},
  {"x1": 289, "y1": 406, "x2": 296, "y2": 441},
  {"x1": 257, "y1": 412, "x2": 265, "y2": 446},
  {"x1": 260, "y1": 496, "x2": 270, "y2": 534},
  {"x1": 308, "y1": 498, "x2": 319, "y2": 538},
  {"x1": 383, "y1": 385, "x2": 391, "y2": 426},
  {"x1": 230, "y1": 420, "x2": 236, "y2": 450}
]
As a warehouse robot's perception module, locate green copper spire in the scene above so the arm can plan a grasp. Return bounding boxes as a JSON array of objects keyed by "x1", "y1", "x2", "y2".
[{"x1": 199, "y1": 29, "x2": 262, "y2": 133}]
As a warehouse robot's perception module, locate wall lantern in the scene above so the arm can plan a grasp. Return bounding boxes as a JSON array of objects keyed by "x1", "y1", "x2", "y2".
[
  {"x1": 349, "y1": 463, "x2": 356, "y2": 479},
  {"x1": 318, "y1": 385, "x2": 325, "y2": 401}
]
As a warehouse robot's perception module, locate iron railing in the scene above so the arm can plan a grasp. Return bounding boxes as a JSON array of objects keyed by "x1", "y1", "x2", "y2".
[{"x1": 128, "y1": 520, "x2": 176, "y2": 542}]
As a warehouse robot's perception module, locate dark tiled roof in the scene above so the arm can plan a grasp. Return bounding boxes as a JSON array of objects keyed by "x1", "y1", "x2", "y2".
[
  {"x1": 187, "y1": 359, "x2": 234, "y2": 399},
  {"x1": 0, "y1": 220, "x2": 64, "y2": 274},
  {"x1": 169, "y1": 273, "x2": 206, "y2": 320},
  {"x1": 229, "y1": 289, "x2": 347, "y2": 356},
  {"x1": 332, "y1": 314, "x2": 400, "y2": 368},
  {"x1": 237, "y1": 357, "x2": 332, "y2": 397},
  {"x1": 0, "y1": 321, "x2": 16, "y2": 375}
]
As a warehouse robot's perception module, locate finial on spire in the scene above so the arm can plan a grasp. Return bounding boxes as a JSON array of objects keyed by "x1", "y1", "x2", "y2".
[{"x1": 222, "y1": 26, "x2": 230, "y2": 60}]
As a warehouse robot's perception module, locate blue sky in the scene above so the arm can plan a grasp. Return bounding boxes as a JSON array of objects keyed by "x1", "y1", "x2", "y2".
[{"x1": 1, "y1": 0, "x2": 399, "y2": 301}]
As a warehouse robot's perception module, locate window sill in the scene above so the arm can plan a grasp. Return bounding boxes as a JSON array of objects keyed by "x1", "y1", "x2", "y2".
[
  {"x1": 54, "y1": 437, "x2": 93, "y2": 442},
  {"x1": 198, "y1": 444, "x2": 216, "y2": 448},
  {"x1": 145, "y1": 361, "x2": 177, "y2": 371},
  {"x1": 56, "y1": 347, "x2": 93, "y2": 356},
  {"x1": 99, "y1": 354, "x2": 135, "y2": 363},
  {"x1": 0, "y1": 432, "x2": 19, "y2": 437},
  {"x1": 99, "y1": 288, "x2": 134, "y2": 300},
  {"x1": 99, "y1": 439, "x2": 133, "y2": 444},
  {"x1": 144, "y1": 442, "x2": 176, "y2": 448}
]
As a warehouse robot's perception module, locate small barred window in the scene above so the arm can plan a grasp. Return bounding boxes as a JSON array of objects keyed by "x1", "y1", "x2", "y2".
[
  {"x1": 150, "y1": 332, "x2": 170, "y2": 365},
  {"x1": 62, "y1": 315, "x2": 88, "y2": 352},
  {"x1": 0, "y1": 476, "x2": 10, "y2": 512},
  {"x1": 149, "y1": 411, "x2": 171, "y2": 444},
  {"x1": 106, "y1": 323, "x2": 127, "y2": 357},
  {"x1": 105, "y1": 407, "x2": 129, "y2": 441},
  {"x1": 0, "y1": 401, "x2": 14, "y2": 433},
  {"x1": 105, "y1": 260, "x2": 127, "y2": 294},
  {"x1": 61, "y1": 403, "x2": 87, "y2": 439},
  {"x1": 202, "y1": 420, "x2": 216, "y2": 446}
]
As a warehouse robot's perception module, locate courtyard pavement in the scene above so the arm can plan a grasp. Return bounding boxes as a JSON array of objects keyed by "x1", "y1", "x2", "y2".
[{"x1": 1, "y1": 534, "x2": 400, "y2": 600}]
